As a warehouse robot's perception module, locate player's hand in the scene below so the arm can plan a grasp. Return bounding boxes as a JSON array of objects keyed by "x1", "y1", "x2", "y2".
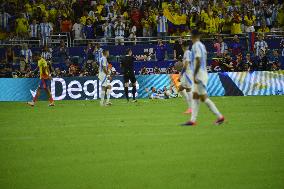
[{"x1": 108, "y1": 76, "x2": 112, "y2": 80}]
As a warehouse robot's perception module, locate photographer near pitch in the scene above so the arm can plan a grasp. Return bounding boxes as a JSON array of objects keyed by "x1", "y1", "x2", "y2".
[{"x1": 120, "y1": 49, "x2": 137, "y2": 102}]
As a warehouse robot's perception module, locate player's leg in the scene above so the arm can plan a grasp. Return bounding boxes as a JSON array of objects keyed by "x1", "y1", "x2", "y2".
[
  {"x1": 130, "y1": 75, "x2": 137, "y2": 102},
  {"x1": 124, "y1": 74, "x2": 130, "y2": 101},
  {"x1": 190, "y1": 92, "x2": 200, "y2": 123},
  {"x1": 100, "y1": 75, "x2": 108, "y2": 106},
  {"x1": 28, "y1": 87, "x2": 41, "y2": 106},
  {"x1": 178, "y1": 85, "x2": 191, "y2": 114},
  {"x1": 124, "y1": 82, "x2": 129, "y2": 101},
  {"x1": 105, "y1": 84, "x2": 112, "y2": 105},
  {"x1": 43, "y1": 79, "x2": 54, "y2": 106},
  {"x1": 44, "y1": 87, "x2": 54, "y2": 106},
  {"x1": 200, "y1": 94, "x2": 224, "y2": 125},
  {"x1": 182, "y1": 84, "x2": 200, "y2": 126},
  {"x1": 100, "y1": 86, "x2": 106, "y2": 106}
]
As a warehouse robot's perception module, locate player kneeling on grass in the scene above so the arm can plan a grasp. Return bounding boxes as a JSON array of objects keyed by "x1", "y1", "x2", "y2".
[
  {"x1": 99, "y1": 50, "x2": 112, "y2": 106},
  {"x1": 177, "y1": 42, "x2": 193, "y2": 114},
  {"x1": 27, "y1": 52, "x2": 54, "y2": 107},
  {"x1": 182, "y1": 30, "x2": 224, "y2": 126},
  {"x1": 145, "y1": 86, "x2": 177, "y2": 99}
]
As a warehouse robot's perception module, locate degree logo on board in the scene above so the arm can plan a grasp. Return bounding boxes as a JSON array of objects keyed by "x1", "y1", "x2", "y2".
[{"x1": 49, "y1": 78, "x2": 139, "y2": 100}]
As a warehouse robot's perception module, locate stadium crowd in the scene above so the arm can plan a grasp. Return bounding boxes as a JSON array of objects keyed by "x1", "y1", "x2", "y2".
[{"x1": 0, "y1": 0, "x2": 283, "y2": 78}]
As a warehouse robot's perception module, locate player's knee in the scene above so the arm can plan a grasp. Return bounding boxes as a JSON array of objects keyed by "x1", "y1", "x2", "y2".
[
  {"x1": 125, "y1": 83, "x2": 129, "y2": 87},
  {"x1": 200, "y1": 95, "x2": 207, "y2": 102},
  {"x1": 193, "y1": 92, "x2": 199, "y2": 99}
]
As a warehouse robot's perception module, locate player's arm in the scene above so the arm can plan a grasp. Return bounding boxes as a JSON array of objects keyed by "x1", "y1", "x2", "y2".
[
  {"x1": 194, "y1": 57, "x2": 200, "y2": 84},
  {"x1": 179, "y1": 60, "x2": 188, "y2": 81},
  {"x1": 103, "y1": 66, "x2": 108, "y2": 75}
]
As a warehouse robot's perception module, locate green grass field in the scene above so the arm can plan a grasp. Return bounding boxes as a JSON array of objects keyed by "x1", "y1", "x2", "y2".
[{"x1": 0, "y1": 96, "x2": 283, "y2": 189}]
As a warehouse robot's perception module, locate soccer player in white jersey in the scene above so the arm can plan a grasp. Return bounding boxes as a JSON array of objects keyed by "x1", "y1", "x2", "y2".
[
  {"x1": 99, "y1": 50, "x2": 112, "y2": 106},
  {"x1": 178, "y1": 42, "x2": 192, "y2": 114},
  {"x1": 182, "y1": 30, "x2": 224, "y2": 126}
]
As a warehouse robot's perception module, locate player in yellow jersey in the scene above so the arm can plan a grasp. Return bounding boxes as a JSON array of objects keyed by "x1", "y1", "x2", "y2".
[{"x1": 27, "y1": 53, "x2": 54, "y2": 107}]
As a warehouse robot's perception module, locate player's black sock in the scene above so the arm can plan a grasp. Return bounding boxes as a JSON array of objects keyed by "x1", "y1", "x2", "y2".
[
  {"x1": 132, "y1": 85, "x2": 136, "y2": 100},
  {"x1": 124, "y1": 87, "x2": 129, "y2": 101}
]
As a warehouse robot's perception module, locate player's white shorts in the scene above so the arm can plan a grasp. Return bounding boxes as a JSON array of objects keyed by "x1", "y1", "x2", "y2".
[
  {"x1": 99, "y1": 74, "x2": 110, "y2": 87},
  {"x1": 180, "y1": 73, "x2": 192, "y2": 89},
  {"x1": 193, "y1": 80, "x2": 207, "y2": 95}
]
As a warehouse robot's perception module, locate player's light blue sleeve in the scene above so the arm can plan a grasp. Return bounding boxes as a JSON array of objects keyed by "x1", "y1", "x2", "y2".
[
  {"x1": 194, "y1": 43, "x2": 202, "y2": 58},
  {"x1": 103, "y1": 57, "x2": 107, "y2": 67}
]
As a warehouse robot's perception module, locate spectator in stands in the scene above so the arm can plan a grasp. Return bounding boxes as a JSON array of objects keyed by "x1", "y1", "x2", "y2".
[
  {"x1": 61, "y1": 16, "x2": 72, "y2": 33},
  {"x1": 257, "y1": 19, "x2": 270, "y2": 33},
  {"x1": 72, "y1": 18, "x2": 84, "y2": 40},
  {"x1": 55, "y1": 40, "x2": 69, "y2": 68},
  {"x1": 84, "y1": 42, "x2": 94, "y2": 62},
  {"x1": 244, "y1": 53, "x2": 255, "y2": 71},
  {"x1": 41, "y1": 45, "x2": 52, "y2": 61},
  {"x1": 102, "y1": 20, "x2": 113, "y2": 42},
  {"x1": 264, "y1": 4, "x2": 273, "y2": 29},
  {"x1": 140, "y1": 66, "x2": 149, "y2": 75},
  {"x1": 270, "y1": 50, "x2": 281, "y2": 71},
  {"x1": 68, "y1": 63, "x2": 78, "y2": 77},
  {"x1": 221, "y1": 54, "x2": 235, "y2": 72},
  {"x1": 20, "y1": 43, "x2": 32, "y2": 64},
  {"x1": 39, "y1": 16, "x2": 53, "y2": 44},
  {"x1": 54, "y1": 67, "x2": 64, "y2": 78},
  {"x1": 154, "y1": 66, "x2": 161, "y2": 74},
  {"x1": 93, "y1": 43, "x2": 103, "y2": 63},
  {"x1": 19, "y1": 43, "x2": 32, "y2": 73},
  {"x1": 219, "y1": 36, "x2": 228, "y2": 56},
  {"x1": 0, "y1": 60, "x2": 12, "y2": 78},
  {"x1": 128, "y1": 22, "x2": 137, "y2": 44},
  {"x1": 244, "y1": 10, "x2": 256, "y2": 33},
  {"x1": 156, "y1": 10, "x2": 167, "y2": 38},
  {"x1": 231, "y1": 11, "x2": 242, "y2": 34},
  {"x1": 15, "y1": 13, "x2": 29, "y2": 38},
  {"x1": 5, "y1": 47, "x2": 15, "y2": 65},
  {"x1": 230, "y1": 35, "x2": 242, "y2": 56},
  {"x1": 141, "y1": 11, "x2": 152, "y2": 37},
  {"x1": 83, "y1": 18, "x2": 95, "y2": 39},
  {"x1": 29, "y1": 19, "x2": 39, "y2": 39},
  {"x1": 256, "y1": 48, "x2": 269, "y2": 71},
  {"x1": 155, "y1": 39, "x2": 167, "y2": 61},
  {"x1": 254, "y1": 34, "x2": 268, "y2": 57},
  {"x1": 173, "y1": 37, "x2": 184, "y2": 60},
  {"x1": 235, "y1": 53, "x2": 244, "y2": 71},
  {"x1": 0, "y1": 9, "x2": 11, "y2": 32},
  {"x1": 114, "y1": 16, "x2": 125, "y2": 45}
]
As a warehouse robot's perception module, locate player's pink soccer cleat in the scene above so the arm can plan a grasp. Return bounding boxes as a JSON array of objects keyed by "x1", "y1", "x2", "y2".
[
  {"x1": 215, "y1": 116, "x2": 225, "y2": 125},
  {"x1": 181, "y1": 121, "x2": 196, "y2": 126},
  {"x1": 183, "y1": 108, "x2": 192, "y2": 114}
]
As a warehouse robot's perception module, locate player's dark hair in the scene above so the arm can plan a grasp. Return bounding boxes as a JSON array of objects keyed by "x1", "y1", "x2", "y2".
[
  {"x1": 182, "y1": 41, "x2": 190, "y2": 48},
  {"x1": 191, "y1": 29, "x2": 200, "y2": 37},
  {"x1": 126, "y1": 48, "x2": 132, "y2": 55},
  {"x1": 102, "y1": 49, "x2": 108, "y2": 55}
]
